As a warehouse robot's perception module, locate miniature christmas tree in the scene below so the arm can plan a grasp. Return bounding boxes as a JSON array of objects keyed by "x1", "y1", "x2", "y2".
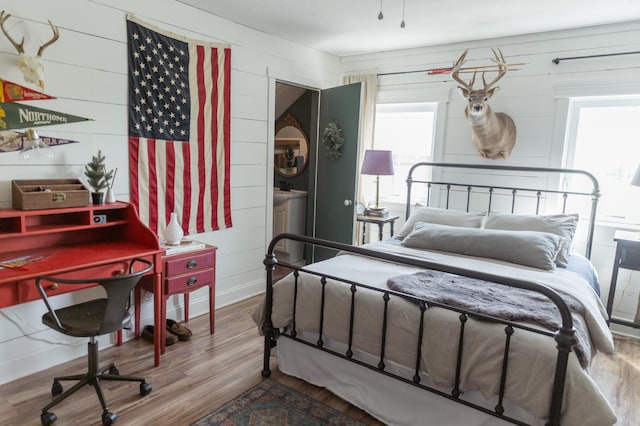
[{"x1": 84, "y1": 150, "x2": 114, "y2": 193}]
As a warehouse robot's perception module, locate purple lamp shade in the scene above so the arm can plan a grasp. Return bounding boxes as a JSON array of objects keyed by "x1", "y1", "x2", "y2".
[
  {"x1": 632, "y1": 164, "x2": 640, "y2": 187},
  {"x1": 361, "y1": 150, "x2": 394, "y2": 176}
]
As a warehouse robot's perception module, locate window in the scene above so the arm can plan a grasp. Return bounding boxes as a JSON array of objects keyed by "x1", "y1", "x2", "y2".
[
  {"x1": 372, "y1": 102, "x2": 436, "y2": 203},
  {"x1": 564, "y1": 96, "x2": 640, "y2": 224}
]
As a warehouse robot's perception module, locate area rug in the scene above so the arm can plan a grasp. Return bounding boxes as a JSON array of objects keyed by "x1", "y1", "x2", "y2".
[{"x1": 191, "y1": 379, "x2": 366, "y2": 426}]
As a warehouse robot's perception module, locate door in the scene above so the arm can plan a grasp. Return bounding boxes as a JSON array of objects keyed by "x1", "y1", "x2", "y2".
[{"x1": 312, "y1": 82, "x2": 363, "y2": 261}]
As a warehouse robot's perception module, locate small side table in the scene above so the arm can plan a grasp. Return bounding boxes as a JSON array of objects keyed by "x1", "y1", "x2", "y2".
[
  {"x1": 357, "y1": 214, "x2": 400, "y2": 244},
  {"x1": 606, "y1": 230, "x2": 640, "y2": 328},
  {"x1": 135, "y1": 244, "x2": 217, "y2": 365}
]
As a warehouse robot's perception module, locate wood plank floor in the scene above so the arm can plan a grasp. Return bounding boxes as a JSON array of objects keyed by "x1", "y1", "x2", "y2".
[{"x1": 0, "y1": 295, "x2": 637, "y2": 426}]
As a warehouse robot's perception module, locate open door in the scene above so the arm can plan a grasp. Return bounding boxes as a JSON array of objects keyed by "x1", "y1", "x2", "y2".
[{"x1": 312, "y1": 82, "x2": 363, "y2": 261}]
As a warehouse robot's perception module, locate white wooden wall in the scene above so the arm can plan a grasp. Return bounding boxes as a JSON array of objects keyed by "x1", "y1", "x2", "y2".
[
  {"x1": 0, "y1": 0, "x2": 341, "y2": 384},
  {"x1": 342, "y1": 22, "x2": 640, "y2": 337}
]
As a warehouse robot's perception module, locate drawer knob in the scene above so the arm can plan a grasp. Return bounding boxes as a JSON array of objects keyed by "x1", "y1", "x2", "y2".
[
  {"x1": 187, "y1": 277, "x2": 198, "y2": 286},
  {"x1": 49, "y1": 283, "x2": 58, "y2": 291},
  {"x1": 186, "y1": 260, "x2": 197, "y2": 269}
]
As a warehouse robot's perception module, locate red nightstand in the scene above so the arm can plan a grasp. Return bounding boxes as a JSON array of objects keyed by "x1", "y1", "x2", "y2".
[{"x1": 135, "y1": 245, "x2": 217, "y2": 363}]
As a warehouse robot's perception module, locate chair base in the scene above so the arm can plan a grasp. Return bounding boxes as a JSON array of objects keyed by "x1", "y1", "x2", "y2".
[{"x1": 41, "y1": 340, "x2": 151, "y2": 425}]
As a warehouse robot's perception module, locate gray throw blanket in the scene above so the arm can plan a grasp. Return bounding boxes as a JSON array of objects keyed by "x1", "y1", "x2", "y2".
[{"x1": 387, "y1": 270, "x2": 591, "y2": 368}]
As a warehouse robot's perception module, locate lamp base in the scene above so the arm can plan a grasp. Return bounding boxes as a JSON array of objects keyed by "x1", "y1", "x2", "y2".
[{"x1": 367, "y1": 206, "x2": 386, "y2": 212}]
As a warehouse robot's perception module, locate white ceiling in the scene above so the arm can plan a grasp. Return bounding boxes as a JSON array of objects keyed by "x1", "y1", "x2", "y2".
[{"x1": 179, "y1": 0, "x2": 640, "y2": 56}]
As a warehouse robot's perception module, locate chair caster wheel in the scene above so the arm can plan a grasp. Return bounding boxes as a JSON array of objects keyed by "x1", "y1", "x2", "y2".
[
  {"x1": 108, "y1": 366, "x2": 119, "y2": 375},
  {"x1": 140, "y1": 382, "x2": 152, "y2": 396},
  {"x1": 102, "y1": 411, "x2": 117, "y2": 425},
  {"x1": 41, "y1": 411, "x2": 57, "y2": 425},
  {"x1": 51, "y1": 381, "x2": 63, "y2": 396}
]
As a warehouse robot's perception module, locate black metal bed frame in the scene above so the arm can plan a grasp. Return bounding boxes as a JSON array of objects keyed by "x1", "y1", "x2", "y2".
[{"x1": 261, "y1": 163, "x2": 601, "y2": 426}]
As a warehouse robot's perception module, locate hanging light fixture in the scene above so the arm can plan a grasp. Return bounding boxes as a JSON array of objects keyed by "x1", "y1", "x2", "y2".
[
  {"x1": 20, "y1": 129, "x2": 54, "y2": 160},
  {"x1": 376, "y1": 0, "x2": 406, "y2": 28},
  {"x1": 0, "y1": 129, "x2": 53, "y2": 159},
  {"x1": 0, "y1": 129, "x2": 54, "y2": 160}
]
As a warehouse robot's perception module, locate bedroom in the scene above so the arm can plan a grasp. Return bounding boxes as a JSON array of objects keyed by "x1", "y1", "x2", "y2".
[{"x1": 0, "y1": 0, "x2": 639, "y2": 424}]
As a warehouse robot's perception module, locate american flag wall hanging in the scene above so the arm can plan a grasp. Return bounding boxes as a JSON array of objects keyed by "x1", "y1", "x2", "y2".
[{"x1": 126, "y1": 15, "x2": 232, "y2": 237}]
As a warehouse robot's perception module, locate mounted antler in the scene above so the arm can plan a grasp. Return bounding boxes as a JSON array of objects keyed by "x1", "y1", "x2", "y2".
[
  {"x1": 451, "y1": 48, "x2": 516, "y2": 160},
  {"x1": 482, "y1": 48, "x2": 508, "y2": 91},
  {"x1": 0, "y1": 10, "x2": 59, "y2": 91}
]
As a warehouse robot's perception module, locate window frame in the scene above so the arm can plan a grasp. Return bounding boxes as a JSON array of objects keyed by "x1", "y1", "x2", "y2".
[{"x1": 563, "y1": 95, "x2": 640, "y2": 225}]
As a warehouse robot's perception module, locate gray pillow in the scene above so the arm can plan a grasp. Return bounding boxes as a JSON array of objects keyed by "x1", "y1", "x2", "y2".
[
  {"x1": 397, "y1": 207, "x2": 485, "y2": 240},
  {"x1": 401, "y1": 222, "x2": 564, "y2": 270},
  {"x1": 483, "y1": 213, "x2": 578, "y2": 267}
]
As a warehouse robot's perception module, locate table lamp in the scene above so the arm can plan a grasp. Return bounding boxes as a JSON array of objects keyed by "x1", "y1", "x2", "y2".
[{"x1": 361, "y1": 149, "x2": 394, "y2": 211}]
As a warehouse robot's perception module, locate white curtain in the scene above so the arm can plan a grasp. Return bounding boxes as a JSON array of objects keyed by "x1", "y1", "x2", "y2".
[
  {"x1": 343, "y1": 74, "x2": 378, "y2": 243},
  {"x1": 342, "y1": 74, "x2": 378, "y2": 193}
]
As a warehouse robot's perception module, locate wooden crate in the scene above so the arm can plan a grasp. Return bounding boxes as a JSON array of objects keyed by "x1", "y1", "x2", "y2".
[{"x1": 12, "y1": 179, "x2": 90, "y2": 210}]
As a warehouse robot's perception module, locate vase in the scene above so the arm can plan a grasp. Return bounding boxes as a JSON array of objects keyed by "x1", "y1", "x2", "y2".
[
  {"x1": 105, "y1": 188, "x2": 116, "y2": 203},
  {"x1": 91, "y1": 192, "x2": 104, "y2": 205},
  {"x1": 164, "y1": 212, "x2": 184, "y2": 245}
]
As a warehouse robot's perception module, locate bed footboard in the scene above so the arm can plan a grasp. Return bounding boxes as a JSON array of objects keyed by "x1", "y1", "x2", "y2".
[{"x1": 261, "y1": 233, "x2": 578, "y2": 426}]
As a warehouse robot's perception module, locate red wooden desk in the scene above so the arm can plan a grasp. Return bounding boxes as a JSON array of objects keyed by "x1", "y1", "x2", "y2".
[
  {"x1": 0, "y1": 202, "x2": 164, "y2": 366},
  {"x1": 135, "y1": 245, "x2": 216, "y2": 355}
]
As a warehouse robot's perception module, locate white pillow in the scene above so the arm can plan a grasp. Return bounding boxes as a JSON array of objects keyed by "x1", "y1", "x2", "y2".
[
  {"x1": 402, "y1": 222, "x2": 564, "y2": 270},
  {"x1": 483, "y1": 213, "x2": 578, "y2": 267},
  {"x1": 397, "y1": 207, "x2": 485, "y2": 240}
]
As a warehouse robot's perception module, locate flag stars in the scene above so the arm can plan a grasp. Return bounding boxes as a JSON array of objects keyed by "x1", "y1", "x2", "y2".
[{"x1": 129, "y1": 24, "x2": 192, "y2": 140}]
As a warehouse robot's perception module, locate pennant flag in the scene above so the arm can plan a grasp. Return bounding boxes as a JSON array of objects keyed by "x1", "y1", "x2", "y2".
[
  {"x1": 0, "y1": 78, "x2": 56, "y2": 102},
  {"x1": 0, "y1": 102, "x2": 92, "y2": 130},
  {"x1": 0, "y1": 130, "x2": 79, "y2": 153},
  {"x1": 127, "y1": 16, "x2": 232, "y2": 236}
]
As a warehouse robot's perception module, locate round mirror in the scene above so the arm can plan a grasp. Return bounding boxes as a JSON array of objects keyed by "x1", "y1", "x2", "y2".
[{"x1": 274, "y1": 113, "x2": 309, "y2": 177}]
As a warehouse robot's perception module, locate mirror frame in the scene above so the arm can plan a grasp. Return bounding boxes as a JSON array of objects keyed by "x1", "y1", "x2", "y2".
[{"x1": 274, "y1": 113, "x2": 310, "y2": 178}]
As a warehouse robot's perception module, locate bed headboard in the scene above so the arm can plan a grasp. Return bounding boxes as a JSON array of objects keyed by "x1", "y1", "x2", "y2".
[{"x1": 405, "y1": 162, "x2": 600, "y2": 258}]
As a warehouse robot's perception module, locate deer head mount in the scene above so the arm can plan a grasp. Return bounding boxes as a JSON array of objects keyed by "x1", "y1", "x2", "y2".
[
  {"x1": 0, "y1": 11, "x2": 59, "y2": 91},
  {"x1": 451, "y1": 48, "x2": 516, "y2": 160}
]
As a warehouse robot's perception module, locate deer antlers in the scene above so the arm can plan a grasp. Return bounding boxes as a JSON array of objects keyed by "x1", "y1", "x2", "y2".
[
  {"x1": 451, "y1": 48, "x2": 508, "y2": 93},
  {"x1": 0, "y1": 10, "x2": 59, "y2": 90}
]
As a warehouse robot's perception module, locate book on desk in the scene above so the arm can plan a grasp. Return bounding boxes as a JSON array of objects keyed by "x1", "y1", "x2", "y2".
[
  {"x1": 160, "y1": 239, "x2": 206, "y2": 255},
  {"x1": 363, "y1": 208, "x2": 389, "y2": 218}
]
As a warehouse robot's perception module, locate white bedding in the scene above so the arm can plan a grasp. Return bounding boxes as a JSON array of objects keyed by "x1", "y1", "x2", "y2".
[{"x1": 254, "y1": 240, "x2": 616, "y2": 426}]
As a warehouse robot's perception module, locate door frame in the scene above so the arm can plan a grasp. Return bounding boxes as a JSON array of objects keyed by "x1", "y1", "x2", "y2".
[{"x1": 267, "y1": 71, "x2": 324, "y2": 249}]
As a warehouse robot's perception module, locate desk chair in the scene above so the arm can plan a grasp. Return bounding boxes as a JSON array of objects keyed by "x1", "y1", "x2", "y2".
[{"x1": 36, "y1": 258, "x2": 154, "y2": 426}]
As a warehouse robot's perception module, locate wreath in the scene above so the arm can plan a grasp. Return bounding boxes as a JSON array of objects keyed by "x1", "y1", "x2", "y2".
[{"x1": 321, "y1": 121, "x2": 344, "y2": 160}]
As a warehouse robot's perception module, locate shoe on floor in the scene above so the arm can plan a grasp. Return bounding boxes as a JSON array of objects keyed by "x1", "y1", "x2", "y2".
[
  {"x1": 141, "y1": 325, "x2": 178, "y2": 346},
  {"x1": 166, "y1": 319, "x2": 193, "y2": 341}
]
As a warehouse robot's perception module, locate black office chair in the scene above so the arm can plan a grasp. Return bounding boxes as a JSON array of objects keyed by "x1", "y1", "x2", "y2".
[{"x1": 36, "y1": 258, "x2": 154, "y2": 426}]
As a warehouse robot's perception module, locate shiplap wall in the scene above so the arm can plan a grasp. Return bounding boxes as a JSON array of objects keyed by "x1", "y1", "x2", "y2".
[
  {"x1": 342, "y1": 21, "x2": 640, "y2": 337},
  {"x1": 0, "y1": 0, "x2": 341, "y2": 384}
]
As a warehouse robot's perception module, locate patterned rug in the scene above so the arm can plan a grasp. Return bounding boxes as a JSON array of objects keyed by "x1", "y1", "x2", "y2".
[{"x1": 191, "y1": 380, "x2": 366, "y2": 426}]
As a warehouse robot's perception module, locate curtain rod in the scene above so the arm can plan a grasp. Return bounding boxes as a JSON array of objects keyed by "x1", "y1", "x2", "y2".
[{"x1": 552, "y1": 50, "x2": 640, "y2": 64}]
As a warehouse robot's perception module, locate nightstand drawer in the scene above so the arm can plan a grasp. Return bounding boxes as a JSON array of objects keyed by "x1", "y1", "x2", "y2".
[
  {"x1": 165, "y1": 251, "x2": 214, "y2": 276},
  {"x1": 165, "y1": 268, "x2": 214, "y2": 294}
]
